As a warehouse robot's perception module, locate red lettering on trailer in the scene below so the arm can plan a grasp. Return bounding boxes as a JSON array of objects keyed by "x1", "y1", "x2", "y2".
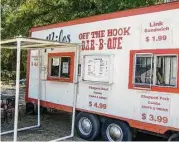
[
  {"x1": 91, "y1": 30, "x2": 105, "y2": 38},
  {"x1": 148, "y1": 101, "x2": 161, "y2": 105},
  {"x1": 99, "y1": 39, "x2": 104, "y2": 50},
  {"x1": 156, "y1": 107, "x2": 168, "y2": 112},
  {"x1": 79, "y1": 27, "x2": 130, "y2": 51},
  {"x1": 107, "y1": 27, "x2": 131, "y2": 36},
  {"x1": 150, "y1": 21, "x2": 163, "y2": 27},
  {"x1": 107, "y1": 37, "x2": 123, "y2": 49},
  {"x1": 82, "y1": 40, "x2": 95, "y2": 50},
  {"x1": 79, "y1": 32, "x2": 90, "y2": 39}
]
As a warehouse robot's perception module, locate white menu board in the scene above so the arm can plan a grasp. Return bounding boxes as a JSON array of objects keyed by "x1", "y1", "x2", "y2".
[
  {"x1": 83, "y1": 55, "x2": 110, "y2": 82},
  {"x1": 62, "y1": 62, "x2": 69, "y2": 73},
  {"x1": 52, "y1": 58, "x2": 59, "y2": 66}
]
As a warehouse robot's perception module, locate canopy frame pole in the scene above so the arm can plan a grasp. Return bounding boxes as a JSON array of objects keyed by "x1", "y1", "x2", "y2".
[
  {"x1": 37, "y1": 49, "x2": 41, "y2": 127},
  {"x1": 0, "y1": 37, "x2": 79, "y2": 141},
  {"x1": 13, "y1": 39, "x2": 21, "y2": 141},
  {"x1": 1, "y1": 125, "x2": 39, "y2": 135},
  {"x1": 49, "y1": 45, "x2": 80, "y2": 142},
  {"x1": 1, "y1": 43, "x2": 41, "y2": 139}
]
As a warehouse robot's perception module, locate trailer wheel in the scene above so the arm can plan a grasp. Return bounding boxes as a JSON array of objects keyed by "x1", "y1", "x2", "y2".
[
  {"x1": 34, "y1": 104, "x2": 47, "y2": 115},
  {"x1": 168, "y1": 133, "x2": 179, "y2": 141},
  {"x1": 75, "y1": 112, "x2": 100, "y2": 140},
  {"x1": 101, "y1": 119, "x2": 132, "y2": 141},
  {"x1": 26, "y1": 102, "x2": 34, "y2": 114}
]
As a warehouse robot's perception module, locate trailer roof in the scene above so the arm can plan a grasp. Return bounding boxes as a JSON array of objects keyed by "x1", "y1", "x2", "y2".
[{"x1": 0, "y1": 37, "x2": 78, "y2": 49}]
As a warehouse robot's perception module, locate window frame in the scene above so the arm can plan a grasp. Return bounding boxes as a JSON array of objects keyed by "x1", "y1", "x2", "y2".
[
  {"x1": 82, "y1": 54, "x2": 113, "y2": 83},
  {"x1": 47, "y1": 52, "x2": 75, "y2": 82},
  {"x1": 129, "y1": 49, "x2": 179, "y2": 94},
  {"x1": 133, "y1": 53, "x2": 153, "y2": 90},
  {"x1": 153, "y1": 54, "x2": 178, "y2": 88}
]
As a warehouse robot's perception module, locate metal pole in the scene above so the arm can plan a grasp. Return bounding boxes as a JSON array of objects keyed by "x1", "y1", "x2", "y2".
[
  {"x1": 49, "y1": 45, "x2": 80, "y2": 142},
  {"x1": 1, "y1": 125, "x2": 39, "y2": 135},
  {"x1": 70, "y1": 45, "x2": 80, "y2": 136},
  {"x1": 37, "y1": 49, "x2": 41, "y2": 127},
  {"x1": 13, "y1": 39, "x2": 21, "y2": 141},
  {"x1": 50, "y1": 135, "x2": 73, "y2": 142},
  {"x1": 1, "y1": 49, "x2": 43, "y2": 137}
]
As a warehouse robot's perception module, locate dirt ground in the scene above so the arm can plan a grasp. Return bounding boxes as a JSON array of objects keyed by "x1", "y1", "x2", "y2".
[
  {"x1": 1, "y1": 84, "x2": 83, "y2": 141},
  {"x1": 1, "y1": 83, "x2": 167, "y2": 141}
]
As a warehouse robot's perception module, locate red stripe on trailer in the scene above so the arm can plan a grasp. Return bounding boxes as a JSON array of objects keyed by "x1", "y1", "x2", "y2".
[{"x1": 26, "y1": 98, "x2": 72, "y2": 112}]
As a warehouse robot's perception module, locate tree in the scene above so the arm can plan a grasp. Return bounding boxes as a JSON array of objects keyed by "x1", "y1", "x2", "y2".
[{"x1": 1, "y1": 0, "x2": 163, "y2": 80}]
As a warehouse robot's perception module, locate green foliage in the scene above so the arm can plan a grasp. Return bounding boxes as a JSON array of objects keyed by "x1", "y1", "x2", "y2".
[
  {"x1": 1, "y1": 0, "x2": 163, "y2": 80},
  {"x1": 1, "y1": 0, "x2": 163, "y2": 39}
]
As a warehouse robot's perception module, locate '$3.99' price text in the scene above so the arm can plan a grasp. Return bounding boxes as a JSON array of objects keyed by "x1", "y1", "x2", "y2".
[
  {"x1": 142, "y1": 113, "x2": 168, "y2": 124},
  {"x1": 89, "y1": 101, "x2": 107, "y2": 109}
]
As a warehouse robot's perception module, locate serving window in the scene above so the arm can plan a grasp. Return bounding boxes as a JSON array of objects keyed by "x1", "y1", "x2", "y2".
[
  {"x1": 134, "y1": 54, "x2": 153, "y2": 88},
  {"x1": 155, "y1": 55, "x2": 177, "y2": 87},
  {"x1": 129, "y1": 49, "x2": 179, "y2": 93},
  {"x1": 47, "y1": 52, "x2": 74, "y2": 82}
]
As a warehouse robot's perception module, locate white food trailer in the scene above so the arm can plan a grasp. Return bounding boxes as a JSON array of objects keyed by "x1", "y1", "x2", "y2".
[{"x1": 26, "y1": 2, "x2": 179, "y2": 141}]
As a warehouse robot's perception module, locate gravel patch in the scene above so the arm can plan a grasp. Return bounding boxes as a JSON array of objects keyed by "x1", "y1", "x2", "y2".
[
  {"x1": 1, "y1": 112, "x2": 84, "y2": 141},
  {"x1": 1, "y1": 83, "x2": 84, "y2": 141}
]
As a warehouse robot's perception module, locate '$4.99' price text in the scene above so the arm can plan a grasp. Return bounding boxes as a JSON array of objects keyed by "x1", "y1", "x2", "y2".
[
  {"x1": 89, "y1": 101, "x2": 107, "y2": 109},
  {"x1": 142, "y1": 113, "x2": 168, "y2": 124}
]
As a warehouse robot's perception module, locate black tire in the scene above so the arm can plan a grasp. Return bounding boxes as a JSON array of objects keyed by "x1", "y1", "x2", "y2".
[
  {"x1": 101, "y1": 119, "x2": 132, "y2": 141},
  {"x1": 34, "y1": 104, "x2": 47, "y2": 115},
  {"x1": 26, "y1": 102, "x2": 34, "y2": 114},
  {"x1": 75, "y1": 112, "x2": 100, "y2": 140},
  {"x1": 26, "y1": 103, "x2": 47, "y2": 115},
  {"x1": 168, "y1": 133, "x2": 179, "y2": 141}
]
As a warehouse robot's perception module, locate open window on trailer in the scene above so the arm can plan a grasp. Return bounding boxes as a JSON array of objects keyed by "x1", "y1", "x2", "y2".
[{"x1": 26, "y1": 1, "x2": 179, "y2": 141}]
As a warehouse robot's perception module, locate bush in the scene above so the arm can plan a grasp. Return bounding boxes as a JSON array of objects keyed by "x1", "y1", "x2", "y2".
[{"x1": 1, "y1": 70, "x2": 26, "y2": 81}]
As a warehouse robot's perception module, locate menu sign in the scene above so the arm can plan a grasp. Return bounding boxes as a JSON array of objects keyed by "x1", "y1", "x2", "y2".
[
  {"x1": 140, "y1": 93, "x2": 171, "y2": 126},
  {"x1": 52, "y1": 58, "x2": 59, "y2": 66},
  {"x1": 62, "y1": 62, "x2": 69, "y2": 73},
  {"x1": 141, "y1": 20, "x2": 172, "y2": 48},
  {"x1": 83, "y1": 55, "x2": 110, "y2": 82}
]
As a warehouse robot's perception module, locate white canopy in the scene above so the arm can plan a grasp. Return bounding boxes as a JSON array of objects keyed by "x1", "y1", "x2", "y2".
[
  {"x1": 0, "y1": 37, "x2": 79, "y2": 142},
  {"x1": 0, "y1": 37, "x2": 78, "y2": 49}
]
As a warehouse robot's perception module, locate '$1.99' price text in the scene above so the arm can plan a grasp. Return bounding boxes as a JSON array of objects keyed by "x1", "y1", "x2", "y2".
[
  {"x1": 89, "y1": 101, "x2": 107, "y2": 109},
  {"x1": 142, "y1": 113, "x2": 168, "y2": 124},
  {"x1": 145, "y1": 35, "x2": 167, "y2": 42}
]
